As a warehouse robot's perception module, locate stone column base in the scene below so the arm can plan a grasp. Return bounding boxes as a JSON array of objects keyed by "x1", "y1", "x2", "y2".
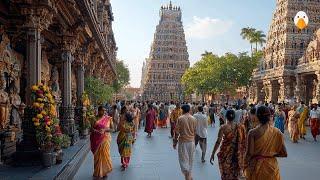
[
  {"x1": 14, "y1": 107, "x2": 41, "y2": 166},
  {"x1": 59, "y1": 106, "x2": 79, "y2": 145}
]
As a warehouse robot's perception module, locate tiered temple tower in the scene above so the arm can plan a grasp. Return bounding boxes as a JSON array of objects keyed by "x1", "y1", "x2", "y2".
[
  {"x1": 141, "y1": 1, "x2": 190, "y2": 101},
  {"x1": 250, "y1": 0, "x2": 320, "y2": 104}
]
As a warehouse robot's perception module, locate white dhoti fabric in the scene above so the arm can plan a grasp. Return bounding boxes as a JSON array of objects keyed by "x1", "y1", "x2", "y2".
[{"x1": 178, "y1": 141, "x2": 195, "y2": 173}]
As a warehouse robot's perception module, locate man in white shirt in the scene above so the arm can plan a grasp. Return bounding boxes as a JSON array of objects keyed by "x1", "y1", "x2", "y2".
[
  {"x1": 193, "y1": 105, "x2": 208, "y2": 163},
  {"x1": 234, "y1": 105, "x2": 243, "y2": 124}
]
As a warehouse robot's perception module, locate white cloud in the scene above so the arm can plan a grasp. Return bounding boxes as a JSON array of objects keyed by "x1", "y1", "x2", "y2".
[{"x1": 185, "y1": 16, "x2": 233, "y2": 39}]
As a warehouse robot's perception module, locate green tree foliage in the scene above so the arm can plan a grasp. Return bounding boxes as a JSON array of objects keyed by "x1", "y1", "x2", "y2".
[
  {"x1": 113, "y1": 60, "x2": 130, "y2": 93},
  {"x1": 182, "y1": 52, "x2": 262, "y2": 95},
  {"x1": 84, "y1": 77, "x2": 114, "y2": 105}
]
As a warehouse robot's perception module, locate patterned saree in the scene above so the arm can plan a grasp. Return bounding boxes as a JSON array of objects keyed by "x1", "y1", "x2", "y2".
[{"x1": 90, "y1": 115, "x2": 113, "y2": 178}]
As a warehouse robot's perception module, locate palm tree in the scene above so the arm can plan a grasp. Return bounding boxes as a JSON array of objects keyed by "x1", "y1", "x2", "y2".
[
  {"x1": 250, "y1": 30, "x2": 266, "y2": 53},
  {"x1": 240, "y1": 27, "x2": 256, "y2": 56},
  {"x1": 201, "y1": 51, "x2": 213, "y2": 57}
]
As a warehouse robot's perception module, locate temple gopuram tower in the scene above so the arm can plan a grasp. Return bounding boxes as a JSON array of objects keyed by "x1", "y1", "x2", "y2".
[
  {"x1": 141, "y1": 1, "x2": 190, "y2": 101},
  {"x1": 250, "y1": 0, "x2": 320, "y2": 104}
]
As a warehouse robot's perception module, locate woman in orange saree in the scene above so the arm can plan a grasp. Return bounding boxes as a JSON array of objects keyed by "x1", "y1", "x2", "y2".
[
  {"x1": 245, "y1": 106, "x2": 287, "y2": 180},
  {"x1": 90, "y1": 106, "x2": 113, "y2": 179},
  {"x1": 288, "y1": 106, "x2": 299, "y2": 143}
]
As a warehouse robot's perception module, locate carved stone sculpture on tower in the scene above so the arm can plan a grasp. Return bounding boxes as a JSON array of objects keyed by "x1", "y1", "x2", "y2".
[
  {"x1": 312, "y1": 79, "x2": 318, "y2": 98},
  {"x1": 141, "y1": 2, "x2": 190, "y2": 101}
]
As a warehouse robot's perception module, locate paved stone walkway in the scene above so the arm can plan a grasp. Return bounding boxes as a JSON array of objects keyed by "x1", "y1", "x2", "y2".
[{"x1": 74, "y1": 126, "x2": 320, "y2": 180}]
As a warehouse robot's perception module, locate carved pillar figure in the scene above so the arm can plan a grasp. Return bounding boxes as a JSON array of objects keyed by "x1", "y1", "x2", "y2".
[
  {"x1": 0, "y1": 74, "x2": 10, "y2": 130},
  {"x1": 314, "y1": 72, "x2": 320, "y2": 103},
  {"x1": 278, "y1": 78, "x2": 286, "y2": 102},
  {"x1": 263, "y1": 80, "x2": 272, "y2": 103}
]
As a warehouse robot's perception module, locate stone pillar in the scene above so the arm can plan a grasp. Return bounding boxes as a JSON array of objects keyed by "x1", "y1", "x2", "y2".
[
  {"x1": 76, "y1": 63, "x2": 85, "y2": 103},
  {"x1": 62, "y1": 51, "x2": 73, "y2": 106},
  {"x1": 294, "y1": 75, "x2": 302, "y2": 103},
  {"x1": 75, "y1": 57, "x2": 86, "y2": 136},
  {"x1": 26, "y1": 28, "x2": 42, "y2": 105},
  {"x1": 60, "y1": 50, "x2": 79, "y2": 145}
]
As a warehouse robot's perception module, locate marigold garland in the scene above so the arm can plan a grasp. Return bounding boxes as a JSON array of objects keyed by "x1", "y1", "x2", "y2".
[{"x1": 31, "y1": 84, "x2": 62, "y2": 150}]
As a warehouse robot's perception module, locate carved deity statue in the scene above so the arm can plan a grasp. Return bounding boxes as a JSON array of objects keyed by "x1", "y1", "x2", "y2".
[
  {"x1": 264, "y1": 86, "x2": 269, "y2": 101},
  {"x1": 312, "y1": 79, "x2": 318, "y2": 98},
  {"x1": 9, "y1": 82, "x2": 24, "y2": 130},
  {"x1": 0, "y1": 74, "x2": 10, "y2": 129},
  {"x1": 49, "y1": 66, "x2": 61, "y2": 101}
]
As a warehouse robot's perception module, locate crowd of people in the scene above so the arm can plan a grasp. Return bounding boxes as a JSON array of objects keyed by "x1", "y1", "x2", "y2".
[{"x1": 89, "y1": 99, "x2": 320, "y2": 180}]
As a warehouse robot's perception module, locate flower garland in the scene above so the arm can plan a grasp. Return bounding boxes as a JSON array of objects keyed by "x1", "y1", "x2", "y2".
[
  {"x1": 82, "y1": 92, "x2": 95, "y2": 129},
  {"x1": 31, "y1": 84, "x2": 62, "y2": 150}
]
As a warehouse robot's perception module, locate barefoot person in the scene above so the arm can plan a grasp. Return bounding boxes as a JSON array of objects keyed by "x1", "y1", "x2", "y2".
[
  {"x1": 90, "y1": 106, "x2": 113, "y2": 179},
  {"x1": 309, "y1": 106, "x2": 319, "y2": 141},
  {"x1": 145, "y1": 104, "x2": 156, "y2": 137},
  {"x1": 288, "y1": 105, "x2": 299, "y2": 143},
  {"x1": 132, "y1": 103, "x2": 140, "y2": 140},
  {"x1": 117, "y1": 112, "x2": 135, "y2": 170},
  {"x1": 245, "y1": 106, "x2": 287, "y2": 180},
  {"x1": 210, "y1": 110, "x2": 246, "y2": 180},
  {"x1": 297, "y1": 101, "x2": 308, "y2": 139},
  {"x1": 193, "y1": 105, "x2": 208, "y2": 163},
  {"x1": 274, "y1": 105, "x2": 286, "y2": 133},
  {"x1": 173, "y1": 104, "x2": 197, "y2": 180},
  {"x1": 112, "y1": 105, "x2": 120, "y2": 132},
  {"x1": 170, "y1": 103, "x2": 182, "y2": 138}
]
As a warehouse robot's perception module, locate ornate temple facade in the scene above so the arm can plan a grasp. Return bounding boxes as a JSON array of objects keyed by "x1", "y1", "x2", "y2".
[
  {"x1": 0, "y1": 0, "x2": 116, "y2": 164},
  {"x1": 141, "y1": 2, "x2": 190, "y2": 102},
  {"x1": 250, "y1": 0, "x2": 320, "y2": 104}
]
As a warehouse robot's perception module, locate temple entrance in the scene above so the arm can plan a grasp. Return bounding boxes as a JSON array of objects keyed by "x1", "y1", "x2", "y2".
[
  {"x1": 271, "y1": 80, "x2": 280, "y2": 103},
  {"x1": 304, "y1": 74, "x2": 317, "y2": 104}
]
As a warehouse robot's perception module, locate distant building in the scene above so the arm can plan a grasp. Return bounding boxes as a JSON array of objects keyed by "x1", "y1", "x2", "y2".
[
  {"x1": 125, "y1": 87, "x2": 141, "y2": 101},
  {"x1": 141, "y1": 1, "x2": 190, "y2": 102}
]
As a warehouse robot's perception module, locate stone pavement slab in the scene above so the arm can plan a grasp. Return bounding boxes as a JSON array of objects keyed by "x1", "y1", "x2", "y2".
[
  {"x1": 74, "y1": 126, "x2": 320, "y2": 180},
  {"x1": 0, "y1": 138, "x2": 89, "y2": 180}
]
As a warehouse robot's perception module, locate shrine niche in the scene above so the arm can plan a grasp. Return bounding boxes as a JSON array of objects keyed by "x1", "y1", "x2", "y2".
[
  {"x1": 0, "y1": 32, "x2": 24, "y2": 132},
  {"x1": 41, "y1": 51, "x2": 51, "y2": 85},
  {"x1": 0, "y1": 31, "x2": 25, "y2": 164}
]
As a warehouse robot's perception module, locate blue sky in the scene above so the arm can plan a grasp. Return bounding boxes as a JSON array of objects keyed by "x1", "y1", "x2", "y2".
[{"x1": 111, "y1": 0, "x2": 276, "y2": 87}]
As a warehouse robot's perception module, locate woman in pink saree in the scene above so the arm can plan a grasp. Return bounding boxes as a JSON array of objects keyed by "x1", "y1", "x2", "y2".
[{"x1": 90, "y1": 106, "x2": 113, "y2": 179}]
